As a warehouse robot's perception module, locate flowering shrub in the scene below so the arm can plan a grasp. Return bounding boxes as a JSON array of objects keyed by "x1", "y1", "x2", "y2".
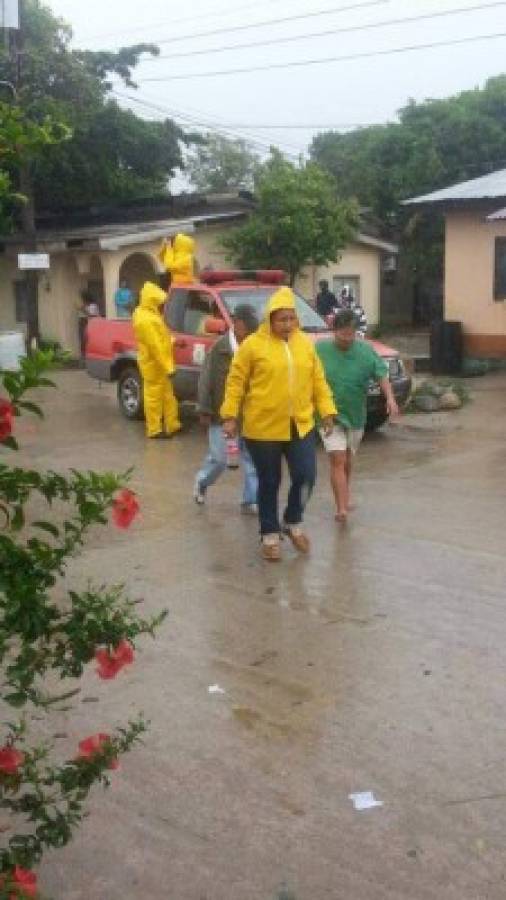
[{"x1": 0, "y1": 354, "x2": 166, "y2": 897}]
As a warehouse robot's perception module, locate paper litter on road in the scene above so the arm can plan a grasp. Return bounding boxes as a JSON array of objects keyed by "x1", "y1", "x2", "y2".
[
  {"x1": 348, "y1": 791, "x2": 383, "y2": 811},
  {"x1": 208, "y1": 684, "x2": 225, "y2": 695}
]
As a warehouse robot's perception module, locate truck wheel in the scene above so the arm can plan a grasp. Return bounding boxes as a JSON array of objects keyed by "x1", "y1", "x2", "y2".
[
  {"x1": 117, "y1": 366, "x2": 143, "y2": 420},
  {"x1": 365, "y1": 412, "x2": 388, "y2": 432}
]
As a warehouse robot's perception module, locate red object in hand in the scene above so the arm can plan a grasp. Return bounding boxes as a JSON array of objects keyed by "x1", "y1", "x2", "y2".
[
  {"x1": 111, "y1": 488, "x2": 139, "y2": 529},
  {"x1": 95, "y1": 639, "x2": 135, "y2": 680},
  {"x1": 0, "y1": 746, "x2": 24, "y2": 775},
  {"x1": 0, "y1": 398, "x2": 13, "y2": 442},
  {"x1": 77, "y1": 733, "x2": 119, "y2": 770},
  {"x1": 1, "y1": 866, "x2": 38, "y2": 899}
]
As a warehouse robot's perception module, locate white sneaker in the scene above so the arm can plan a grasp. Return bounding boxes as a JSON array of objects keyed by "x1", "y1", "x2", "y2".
[{"x1": 193, "y1": 479, "x2": 206, "y2": 505}]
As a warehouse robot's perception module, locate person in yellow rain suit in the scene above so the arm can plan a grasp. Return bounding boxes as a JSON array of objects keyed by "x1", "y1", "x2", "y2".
[
  {"x1": 158, "y1": 233, "x2": 196, "y2": 284},
  {"x1": 132, "y1": 282, "x2": 181, "y2": 439},
  {"x1": 221, "y1": 286, "x2": 336, "y2": 561}
]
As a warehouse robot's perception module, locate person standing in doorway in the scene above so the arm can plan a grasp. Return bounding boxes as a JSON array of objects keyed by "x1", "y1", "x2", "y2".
[
  {"x1": 221, "y1": 287, "x2": 336, "y2": 561},
  {"x1": 316, "y1": 309, "x2": 399, "y2": 524},
  {"x1": 114, "y1": 281, "x2": 134, "y2": 318},
  {"x1": 193, "y1": 305, "x2": 259, "y2": 513},
  {"x1": 338, "y1": 286, "x2": 367, "y2": 337},
  {"x1": 132, "y1": 281, "x2": 181, "y2": 439}
]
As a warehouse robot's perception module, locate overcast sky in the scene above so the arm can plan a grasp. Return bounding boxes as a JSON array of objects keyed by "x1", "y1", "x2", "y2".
[{"x1": 46, "y1": 0, "x2": 506, "y2": 165}]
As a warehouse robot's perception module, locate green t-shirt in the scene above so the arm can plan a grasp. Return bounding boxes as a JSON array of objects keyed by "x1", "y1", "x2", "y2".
[{"x1": 316, "y1": 339, "x2": 388, "y2": 430}]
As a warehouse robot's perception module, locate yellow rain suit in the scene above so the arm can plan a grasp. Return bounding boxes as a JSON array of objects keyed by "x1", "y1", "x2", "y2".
[
  {"x1": 132, "y1": 281, "x2": 181, "y2": 438},
  {"x1": 220, "y1": 286, "x2": 336, "y2": 441},
  {"x1": 158, "y1": 233, "x2": 195, "y2": 284}
]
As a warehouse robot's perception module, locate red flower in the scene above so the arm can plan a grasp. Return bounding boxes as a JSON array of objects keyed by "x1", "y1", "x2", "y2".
[
  {"x1": 111, "y1": 489, "x2": 139, "y2": 529},
  {"x1": 0, "y1": 746, "x2": 24, "y2": 776},
  {"x1": 95, "y1": 639, "x2": 134, "y2": 680},
  {"x1": 0, "y1": 866, "x2": 38, "y2": 898},
  {"x1": 77, "y1": 733, "x2": 119, "y2": 770},
  {"x1": 0, "y1": 399, "x2": 13, "y2": 442}
]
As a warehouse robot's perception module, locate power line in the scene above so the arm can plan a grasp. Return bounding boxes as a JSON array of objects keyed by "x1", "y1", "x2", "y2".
[
  {"x1": 153, "y1": 0, "x2": 389, "y2": 47},
  {"x1": 140, "y1": 30, "x2": 506, "y2": 82},
  {"x1": 81, "y1": 0, "x2": 285, "y2": 44},
  {"x1": 112, "y1": 90, "x2": 306, "y2": 157},
  {"x1": 141, "y1": 1, "x2": 506, "y2": 62}
]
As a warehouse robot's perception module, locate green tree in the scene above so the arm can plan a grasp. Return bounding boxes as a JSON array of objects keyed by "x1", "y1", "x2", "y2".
[
  {"x1": 222, "y1": 151, "x2": 358, "y2": 284},
  {"x1": 0, "y1": 0, "x2": 189, "y2": 217},
  {"x1": 186, "y1": 134, "x2": 260, "y2": 193},
  {"x1": 310, "y1": 75, "x2": 506, "y2": 287},
  {"x1": 0, "y1": 101, "x2": 68, "y2": 231}
]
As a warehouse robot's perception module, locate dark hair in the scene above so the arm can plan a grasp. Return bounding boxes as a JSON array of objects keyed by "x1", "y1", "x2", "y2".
[
  {"x1": 334, "y1": 309, "x2": 357, "y2": 330},
  {"x1": 319, "y1": 279, "x2": 329, "y2": 290},
  {"x1": 232, "y1": 303, "x2": 259, "y2": 333}
]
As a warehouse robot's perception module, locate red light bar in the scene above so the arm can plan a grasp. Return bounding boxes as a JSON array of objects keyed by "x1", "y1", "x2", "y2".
[{"x1": 200, "y1": 269, "x2": 286, "y2": 286}]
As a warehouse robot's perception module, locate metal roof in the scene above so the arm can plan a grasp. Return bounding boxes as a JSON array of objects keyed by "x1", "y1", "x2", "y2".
[
  {"x1": 485, "y1": 206, "x2": 506, "y2": 221},
  {"x1": 404, "y1": 168, "x2": 506, "y2": 206}
]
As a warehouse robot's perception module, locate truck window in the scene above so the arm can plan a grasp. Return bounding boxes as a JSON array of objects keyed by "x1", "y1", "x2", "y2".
[
  {"x1": 165, "y1": 289, "x2": 188, "y2": 332},
  {"x1": 183, "y1": 291, "x2": 222, "y2": 335}
]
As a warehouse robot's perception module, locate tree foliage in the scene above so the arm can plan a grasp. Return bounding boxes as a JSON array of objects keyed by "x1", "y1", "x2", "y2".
[
  {"x1": 0, "y1": 102, "x2": 69, "y2": 230},
  {"x1": 0, "y1": 354, "x2": 166, "y2": 895},
  {"x1": 186, "y1": 134, "x2": 260, "y2": 193},
  {"x1": 310, "y1": 75, "x2": 506, "y2": 282},
  {"x1": 222, "y1": 151, "x2": 358, "y2": 284},
  {"x1": 0, "y1": 0, "x2": 189, "y2": 217}
]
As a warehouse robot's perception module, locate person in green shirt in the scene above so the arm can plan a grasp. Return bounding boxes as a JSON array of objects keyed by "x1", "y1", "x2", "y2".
[{"x1": 316, "y1": 309, "x2": 399, "y2": 523}]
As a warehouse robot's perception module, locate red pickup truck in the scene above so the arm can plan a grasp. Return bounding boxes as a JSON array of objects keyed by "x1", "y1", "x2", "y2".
[{"x1": 85, "y1": 270, "x2": 411, "y2": 431}]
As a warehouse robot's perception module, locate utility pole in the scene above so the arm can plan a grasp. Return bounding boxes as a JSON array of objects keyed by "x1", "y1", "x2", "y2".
[
  {"x1": 15, "y1": 0, "x2": 40, "y2": 348},
  {"x1": 2, "y1": 0, "x2": 39, "y2": 347}
]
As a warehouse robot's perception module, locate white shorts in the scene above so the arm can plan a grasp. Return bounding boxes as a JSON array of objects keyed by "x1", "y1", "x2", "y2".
[{"x1": 320, "y1": 423, "x2": 364, "y2": 455}]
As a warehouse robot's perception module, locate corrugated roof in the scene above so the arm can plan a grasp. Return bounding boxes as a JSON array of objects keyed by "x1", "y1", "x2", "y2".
[
  {"x1": 486, "y1": 206, "x2": 506, "y2": 221},
  {"x1": 404, "y1": 168, "x2": 506, "y2": 206}
]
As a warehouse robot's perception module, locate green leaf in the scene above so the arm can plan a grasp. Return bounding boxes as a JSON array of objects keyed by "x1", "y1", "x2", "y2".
[
  {"x1": 11, "y1": 506, "x2": 25, "y2": 531},
  {"x1": 4, "y1": 692, "x2": 27, "y2": 708},
  {"x1": 17, "y1": 401, "x2": 44, "y2": 419},
  {"x1": 32, "y1": 521, "x2": 60, "y2": 538},
  {"x1": 1, "y1": 436, "x2": 18, "y2": 451}
]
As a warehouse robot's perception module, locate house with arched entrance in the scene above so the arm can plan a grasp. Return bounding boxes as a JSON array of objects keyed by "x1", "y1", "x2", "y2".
[{"x1": 0, "y1": 193, "x2": 397, "y2": 356}]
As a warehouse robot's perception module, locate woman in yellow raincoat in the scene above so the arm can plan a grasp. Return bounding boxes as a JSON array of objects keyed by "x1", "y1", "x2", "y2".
[
  {"x1": 158, "y1": 233, "x2": 195, "y2": 284},
  {"x1": 221, "y1": 286, "x2": 336, "y2": 561},
  {"x1": 132, "y1": 282, "x2": 181, "y2": 439}
]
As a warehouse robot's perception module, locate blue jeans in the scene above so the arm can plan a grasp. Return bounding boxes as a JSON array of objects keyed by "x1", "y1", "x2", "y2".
[
  {"x1": 196, "y1": 424, "x2": 258, "y2": 505},
  {"x1": 245, "y1": 429, "x2": 317, "y2": 536}
]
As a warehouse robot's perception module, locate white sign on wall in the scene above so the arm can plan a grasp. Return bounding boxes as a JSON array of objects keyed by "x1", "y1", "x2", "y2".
[
  {"x1": 0, "y1": 0, "x2": 19, "y2": 29},
  {"x1": 18, "y1": 253, "x2": 50, "y2": 271}
]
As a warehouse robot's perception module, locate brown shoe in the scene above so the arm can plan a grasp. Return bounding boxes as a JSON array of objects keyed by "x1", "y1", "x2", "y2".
[
  {"x1": 284, "y1": 525, "x2": 310, "y2": 554},
  {"x1": 261, "y1": 536, "x2": 281, "y2": 562}
]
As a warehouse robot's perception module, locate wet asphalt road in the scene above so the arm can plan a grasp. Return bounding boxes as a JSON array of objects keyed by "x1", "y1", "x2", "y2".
[{"x1": 11, "y1": 370, "x2": 506, "y2": 899}]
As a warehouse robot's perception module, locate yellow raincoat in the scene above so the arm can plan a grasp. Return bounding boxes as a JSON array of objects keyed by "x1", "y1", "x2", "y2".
[
  {"x1": 132, "y1": 281, "x2": 181, "y2": 438},
  {"x1": 220, "y1": 286, "x2": 336, "y2": 441},
  {"x1": 158, "y1": 233, "x2": 195, "y2": 284}
]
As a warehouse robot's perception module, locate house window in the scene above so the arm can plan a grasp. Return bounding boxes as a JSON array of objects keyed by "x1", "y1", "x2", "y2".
[
  {"x1": 333, "y1": 276, "x2": 361, "y2": 304},
  {"x1": 494, "y1": 238, "x2": 506, "y2": 300}
]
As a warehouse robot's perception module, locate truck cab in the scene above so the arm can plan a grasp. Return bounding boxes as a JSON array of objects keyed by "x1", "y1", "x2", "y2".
[{"x1": 85, "y1": 270, "x2": 411, "y2": 431}]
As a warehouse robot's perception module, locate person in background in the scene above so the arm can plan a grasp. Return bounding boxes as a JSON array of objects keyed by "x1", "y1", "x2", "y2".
[
  {"x1": 315, "y1": 279, "x2": 337, "y2": 318},
  {"x1": 338, "y1": 286, "x2": 367, "y2": 337},
  {"x1": 77, "y1": 290, "x2": 99, "y2": 358},
  {"x1": 316, "y1": 309, "x2": 399, "y2": 524},
  {"x1": 132, "y1": 281, "x2": 181, "y2": 440},
  {"x1": 193, "y1": 305, "x2": 259, "y2": 513},
  {"x1": 114, "y1": 281, "x2": 134, "y2": 318},
  {"x1": 158, "y1": 233, "x2": 196, "y2": 284},
  {"x1": 221, "y1": 287, "x2": 336, "y2": 562}
]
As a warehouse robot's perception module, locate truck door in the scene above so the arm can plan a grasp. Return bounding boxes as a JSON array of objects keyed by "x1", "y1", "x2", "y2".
[{"x1": 165, "y1": 288, "x2": 226, "y2": 402}]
